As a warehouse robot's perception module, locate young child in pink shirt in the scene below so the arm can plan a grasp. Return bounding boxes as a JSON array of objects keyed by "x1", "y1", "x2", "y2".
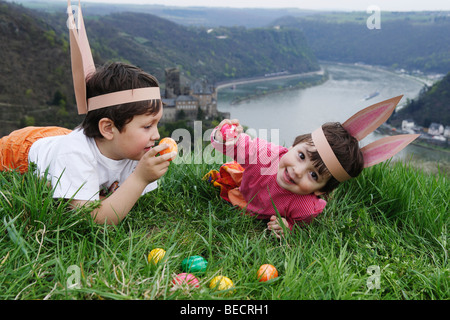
[
  {"x1": 208, "y1": 119, "x2": 364, "y2": 237},
  {"x1": 207, "y1": 96, "x2": 418, "y2": 237}
]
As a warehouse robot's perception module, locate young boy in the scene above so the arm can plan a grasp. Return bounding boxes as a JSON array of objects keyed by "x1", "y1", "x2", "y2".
[
  {"x1": 1, "y1": 3, "x2": 177, "y2": 225},
  {"x1": 208, "y1": 119, "x2": 364, "y2": 236},
  {"x1": 0, "y1": 62, "x2": 176, "y2": 225}
]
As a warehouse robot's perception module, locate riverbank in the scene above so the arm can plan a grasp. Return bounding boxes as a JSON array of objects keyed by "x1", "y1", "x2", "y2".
[
  {"x1": 216, "y1": 68, "x2": 328, "y2": 104},
  {"x1": 374, "y1": 123, "x2": 449, "y2": 176},
  {"x1": 325, "y1": 60, "x2": 441, "y2": 87},
  {"x1": 216, "y1": 67, "x2": 326, "y2": 90}
]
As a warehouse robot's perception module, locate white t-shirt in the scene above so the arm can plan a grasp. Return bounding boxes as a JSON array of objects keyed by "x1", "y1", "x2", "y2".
[{"x1": 28, "y1": 128, "x2": 157, "y2": 201}]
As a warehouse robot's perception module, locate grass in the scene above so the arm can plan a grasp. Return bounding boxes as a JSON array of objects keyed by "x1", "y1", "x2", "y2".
[{"x1": 0, "y1": 156, "x2": 448, "y2": 301}]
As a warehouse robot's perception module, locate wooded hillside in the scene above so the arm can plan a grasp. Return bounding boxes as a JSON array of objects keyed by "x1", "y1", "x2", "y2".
[
  {"x1": 394, "y1": 72, "x2": 450, "y2": 128},
  {"x1": 0, "y1": 1, "x2": 319, "y2": 135},
  {"x1": 274, "y1": 13, "x2": 450, "y2": 74},
  {"x1": 0, "y1": 1, "x2": 80, "y2": 135}
]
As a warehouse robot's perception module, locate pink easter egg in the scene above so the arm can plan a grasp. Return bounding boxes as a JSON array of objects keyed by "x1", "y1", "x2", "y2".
[
  {"x1": 220, "y1": 124, "x2": 237, "y2": 141},
  {"x1": 172, "y1": 273, "x2": 200, "y2": 288}
]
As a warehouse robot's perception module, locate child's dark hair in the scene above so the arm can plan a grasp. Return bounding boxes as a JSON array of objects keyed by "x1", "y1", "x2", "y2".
[
  {"x1": 293, "y1": 122, "x2": 364, "y2": 194},
  {"x1": 80, "y1": 62, "x2": 162, "y2": 138}
]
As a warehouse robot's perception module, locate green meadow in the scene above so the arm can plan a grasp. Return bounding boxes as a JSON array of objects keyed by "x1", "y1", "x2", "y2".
[{"x1": 0, "y1": 154, "x2": 448, "y2": 300}]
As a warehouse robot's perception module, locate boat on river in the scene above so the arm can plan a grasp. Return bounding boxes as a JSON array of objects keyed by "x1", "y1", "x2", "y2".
[{"x1": 364, "y1": 91, "x2": 380, "y2": 100}]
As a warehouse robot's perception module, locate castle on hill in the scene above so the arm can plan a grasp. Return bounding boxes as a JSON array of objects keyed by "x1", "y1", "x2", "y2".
[{"x1": 161, "y1": 67, "x2": 229, "y2": 122}]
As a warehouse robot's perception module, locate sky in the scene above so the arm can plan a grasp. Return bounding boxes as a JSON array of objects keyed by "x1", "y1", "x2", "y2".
[{"x1": 80, "y1": 0, "x2": 450, "y2": 11}]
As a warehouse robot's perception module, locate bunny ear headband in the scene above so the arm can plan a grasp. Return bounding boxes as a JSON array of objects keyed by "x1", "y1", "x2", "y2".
[
  {"x1": 67, "y1": 0, "x2": 161, "y2": 114},
  {"x1": 311, "y1": 95, "x2": 420, "y2": 182}
]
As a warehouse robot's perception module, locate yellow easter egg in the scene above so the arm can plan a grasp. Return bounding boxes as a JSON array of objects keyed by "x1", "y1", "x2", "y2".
[
  {"x1": 148, "y1": 248, "x2": 166, "y2": 265},
  {"x1": 209, "y1": 276, "x2": 234, "y2": 291}
]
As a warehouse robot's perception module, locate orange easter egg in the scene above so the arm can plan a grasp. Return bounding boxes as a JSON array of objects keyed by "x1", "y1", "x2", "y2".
[
  {"x1": 158, "y1": 137, "x2": 178, "y2": 161},
  {"x1": 257, "y1": 264, "x2": 278, "y2": 282}
]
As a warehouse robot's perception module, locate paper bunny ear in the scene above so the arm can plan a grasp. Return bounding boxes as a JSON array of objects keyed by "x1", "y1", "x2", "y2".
[
  {"x1": 361, "y1": 134, "x2": 420, "y2": 168},
  {"x1": 343, "y1": 95, "x2": 403, "y2": 141},
  {"x1": 311, "y1": 95, "x2": 419, "y2": 182},
  {"x1": 67, "y1": 0, "x2": 161, "y2": 114},
  {"x1": 68, "y1": 0, "x2": 94, "y2": 114}
]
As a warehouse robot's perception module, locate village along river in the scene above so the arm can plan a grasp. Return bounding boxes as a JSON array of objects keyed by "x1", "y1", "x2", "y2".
[{"x1": 217, "y1": 62, "x2": 449, "y2": 172}]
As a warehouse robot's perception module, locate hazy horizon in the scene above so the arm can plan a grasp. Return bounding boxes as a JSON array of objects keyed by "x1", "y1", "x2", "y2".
[{"x1": 9, "y1": 0, "x2": 450, "y2": 12}]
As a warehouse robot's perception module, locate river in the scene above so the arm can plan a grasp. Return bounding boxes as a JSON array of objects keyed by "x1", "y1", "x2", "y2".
[{"x1": 217, "y1": 62, "x2": 449, "y2": 173}]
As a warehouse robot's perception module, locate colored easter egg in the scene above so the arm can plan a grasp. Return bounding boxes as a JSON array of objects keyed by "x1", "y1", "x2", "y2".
[
  {"x1": 257, "y1": 264, "x2": 278, "y2": 282},
  {"x1": 172, "y1": 273, "x2": 200, "y2": 288},
  {"x1": 209, "y1": 276, "x2": 234, "y2": 291},
  {"x1": 148, "y1": 248, "x2": 166, "y2": 265},
  {"x1": 181, "y1": 255, "x2": 208, "y2": 274},
  {"x1": 158, "y1": 137, "x2": 178, "y2": 161},
  {"x1": 220, "y1": 124, "x2": 237, "y2": 141}
]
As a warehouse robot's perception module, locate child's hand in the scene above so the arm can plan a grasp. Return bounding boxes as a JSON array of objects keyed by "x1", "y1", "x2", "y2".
[
  {"x1": 134, "y1": 144, "x2": 176, "y2": 184},
  {"x1": 215, "y1": 119, "x2": 243, "y2": 144},
  {"x1": 267, "y1": 216, "x2": 290, "y2": 238}
]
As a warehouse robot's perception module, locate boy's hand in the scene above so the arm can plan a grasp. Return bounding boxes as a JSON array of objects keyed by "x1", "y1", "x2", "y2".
[
  {"x1": 134, "y1": 144, "x2": 175, "y2": 185},
  {"x1": 215, "y1": 119, "x2": 243, "y2": 144},
  {"x1": 267, "y1": 216, "x2": 290, "y2": 239}
]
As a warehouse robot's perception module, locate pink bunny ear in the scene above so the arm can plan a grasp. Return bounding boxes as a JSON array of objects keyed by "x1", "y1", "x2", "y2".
[
  {"x1": 68, "y1": 0, "x2": 95, "y2": 114},
  {"x1": 361, "y1": 134, "x2": 420, "y2": 168},
  {"x1": 343, "y1": 95, "x2": 403, "y2": 141}
]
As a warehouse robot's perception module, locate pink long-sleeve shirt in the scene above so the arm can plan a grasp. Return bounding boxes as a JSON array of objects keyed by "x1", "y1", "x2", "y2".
[{"x1": 211, "y1": 129, "x2": 326, "y2": 228}]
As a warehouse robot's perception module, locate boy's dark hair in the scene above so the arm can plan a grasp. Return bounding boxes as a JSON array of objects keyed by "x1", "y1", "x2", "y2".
[
  {"x1": 293, "y1": 122, "x2": 364, "y2": 194},
  {"x1": 80, "y1": 62, "x2": 162, "y2": 138}
]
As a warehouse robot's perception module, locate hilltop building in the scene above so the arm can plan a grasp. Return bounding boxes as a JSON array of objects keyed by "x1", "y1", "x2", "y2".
[{"x1": 161, "y1": 67, "x2": 228, "y2": 122}]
